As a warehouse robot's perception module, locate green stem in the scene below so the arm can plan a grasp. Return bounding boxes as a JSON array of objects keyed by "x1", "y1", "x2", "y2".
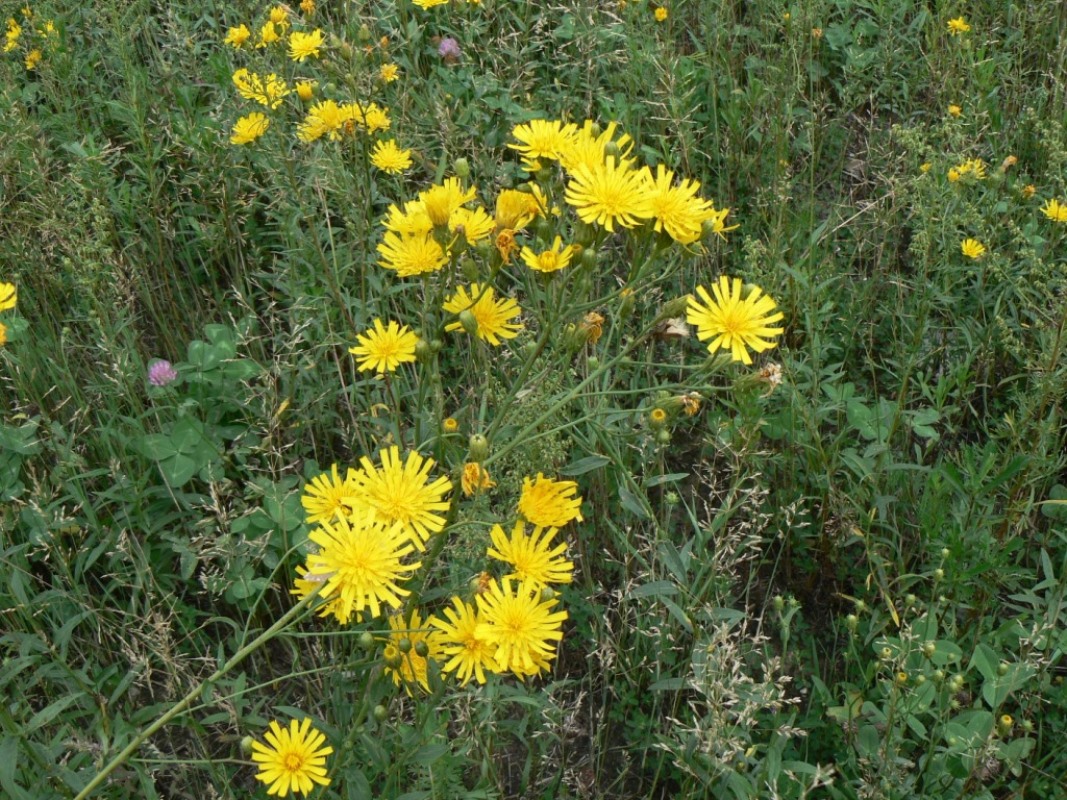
[{"x1": 74, "y1": 589, "x2": 321, "y2": 800}]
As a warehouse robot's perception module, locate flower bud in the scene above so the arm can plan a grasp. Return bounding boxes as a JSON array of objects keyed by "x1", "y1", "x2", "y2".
[
  {"x1": 933, "y1": 568, "x2": 944, "y2": 581},
  {"x1": 940, "y1": 548, "x2": 950, "y2": 559},
  {"x1": 383, "y1": 645, "x2": 402, "y2": 668},
  {"x1": 880, "y1": 647, "x2": 893, "y2": 661},
  {"x1": 586, "y1": 355, "x2": 600, "y2": 370},
  {"x1": 895, "y1": 671, "x2": 909, "y2": 686},
  {"x1": 540, "y1": 587, "x2": 557, "y2": 602},
  {"x1": 619, "y1": 288, "x2": 635, "y2": 318},
  {"x1": 649, "y1": 407, "x2": 668, "y2": 429},
  {"x1": 458, "y1": 309, "x2": 479, "y2": 336},
  {"x1": 397, "y1": 637, "x2": 412, "y2": 654},
  {"x1": 922, "y1": 641, "x2": 936, "y2": 659},
  {"x1": 997, "y1": 662, "x2": 1009, "y2": 676},
  {"x1": 659, "y1": 296, "x2": 690, "y2": 318},
  {"x1": 414, "y1": 640, "x2": 429, "y2": 658},
  {"x1": 997, "y1": 714, "x2": 1013, "y2": 735},
  {"x1": 845, "y1": 614, "x2": 859, "y2": 631},
  {"x1": 655, "y1": 429, "x2": 671, "y2": 445},
  {"x1": 468, "y1": 433, "x2": 489, "y2": 462},
  {"x1": 905, "y1": 593, "x2": 917, "y2": 607},
  {"x1": 373, "y1": 704, "x2": 388, "y2": 722},
  {"x1": 414, "y1": 338, "x2": 432, "y2": 362},
  {"x1": 357, "y1": 23, "x2": 372, "y2": 42},
  {"x1": 604, "y1": 141, "x2": 620, "y2": 160},
  {"x1": 664, "y1": 491, "x2": 680, "y2": 506},
  {"x1": 240, "y1": 736, "x2": 255, "y2": 755},
  {"x1": 854, "y1": 599, "x2": 867, "y2": 613},
  {"x1": 454, "y1": 157, "x2": 470, "y2": 178},
  {"x1": 581, "y1": 248, "x2": 598, "y2": 269},
  {"x1": 430, "y1": 339, "x2": 443, "y2": 354},
  {"x1": 772, "y1": 595, "x2": 786, "y2": 612},
  {"x1": 359, "y1": 631, "x2": 376, "y2": 651}
]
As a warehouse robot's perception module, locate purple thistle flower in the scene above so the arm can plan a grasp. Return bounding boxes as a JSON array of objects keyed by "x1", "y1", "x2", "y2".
[
  {"x1": 437, "y1": 37, "x2": 461, "y2": 63},
  {"x1": 148, "y1": 359, "x2": 178, "y2": 387}
]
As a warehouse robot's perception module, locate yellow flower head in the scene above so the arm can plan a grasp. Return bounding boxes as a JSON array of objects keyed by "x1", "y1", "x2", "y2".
[
  {"x1": 348, "y1": 319, "x2": 419, "y2": 373},
  {"x1": 487, "y1": 520, "x2": 573, "y2": 588},
  {"x1": 705, "y1": 206, "x2": 739, "y2": 240},
  {"x1": 495, "y1": 189, "x2": 541, "y2": 231},
  {"x1": 0, "y1": 282, "x2": 17, "y2": 312},
  {"x1": 558, "y1": 120, "x2": 634, "y2": 175},
  {"x1": 960, "y1": 238, "x2": 986, "y2": 259},
  {"x1": 251, "y1": 718, "x2": 333, "y2": 797},
  {"x1": 654, "y1": 6, "x2": 668, "y2": 22},
  {"x1": 518, "y1": 473, "x2": 583, "y2": 528},
  {"x1": 948, "y1": 104, "x2": 962, "y2": 117},
  {"x1": 230, "y1": 112, "x2": 269, "y2": 145},
  {"x1": 1021, "y1": 184, "x2": 1036, "y2": 198},
  {"x1": 301, "y1": 509, "x2": 420, "y2": 623},
  {"x1": 361, "y1": 102, "x2": 391, "y2": 133},
  {"x1": 686, "y1": 276, "x2": 785, "y2": 365},
  {"x1": 520, "y1": 236, "x2": 579, "y2": 273},
  {"x1": 301, "y1": 463, "x2": 361, "y2": 525},
  {"x1": 382, "y1": 201, "x2": 433, "y2": 237},
  {"x1": 509, "y1": 119, "x2": 577, "y2": 169},
  {"x1": 0, "y1": 321, "x2": 7, "y2": 346},
  {"x1": 289, "y1": 29, "x2": 324, "y2": 61},
  {"x1": 297, "y1": 100, "x2": 348, "y2": 142},
  {"x1": 431, "y1": 597, "x2": 498, "y2": 685},
  {"x1": 581, "y1": 311, "x2": 605, "y2": 344},
  {"x1": 370, "y1": 139, "x2": 414, "y2": 174},
  {"x1": 442, "y1": 417, "x2": 459, "y2": 433},
  {"x1": 461, "y1": 462, "x2": 495, "y2": 496},
  {"x1": 649, "y1": 407, "x2": 668, "y2": 425},
  {"x1": 300, "y1": 0, "x2": 316, "y2": 13},
  {"x1": 384, "y1": 608, "x2": 445, "y2": 692},
  {"x1": 564, "y1": 156, "x2": 652, "y2": 232},
  {"x1": 1040, "y1": 198, "x2": 1067, "y2": 223},
  {"x1": 679, "y1": 392, "x2": 702, "y2": 416},
  {"x1": 495, "y1": 229, "x2": 519, "y2": 263},
  {"x1": 419, "y1": 177, "x2": 477, "y2": 227},
  {"x1": 380, "y1": 62, "x2": 399, "y2": 82},
  {"x1": 224, "y1": 23, "x2": 250, "y2": 47},
  {"x1": 232, "y1": 69, "x2": 289, "y2": 109},
  {"x1": 295, "y1": 80, "x2": 316, "y2": 101},
  {"x1": 947, "y1": 16, "x2": 970, "y2": 35},
  {"x1": 443, "y1": 283, "x2": 524, "y2": 346},
  {"x1": 474, "y1": 577, "x2": 567, "y2": 678},
  {"x1": 256, "y1": 20, "x2": 281, "y2": 47},
  {"x1": 377, "y1": 232, "x2": 448, "y2": 277},
  {"x1": 353, "y1": 446, "x2": 453, "y2": 549},
  {"x1": 641, "y1": 164, "x2": 715, "y2": 244},
  {"x1": 449, "y1": 206, "x2": 496, "y2": 244}
]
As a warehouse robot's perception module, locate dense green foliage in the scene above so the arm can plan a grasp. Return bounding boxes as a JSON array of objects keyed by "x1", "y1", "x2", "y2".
[{"x1": 2, "y1": 0, "x2": 1066, "y2": 798}]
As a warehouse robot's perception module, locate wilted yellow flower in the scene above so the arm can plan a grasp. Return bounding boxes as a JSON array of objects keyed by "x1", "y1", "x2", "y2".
[
  {"x1": 581, "y1": 311, "x2": 605, "y2": 344},
  {"x1": 1040, "y1": 198, "x2": 1067, "y2": 223},
  {"x1": 679, "y1": 392, "x2": 702, "y2": 416},
  {"x1": 289, "y1": 29, "x2": 324, "y2": 61},
  {"x1": 223, "y1": 23, "x2": 250, "y2": 48},
  {"x1": 495, "y1": 229, "x2": 518, "y2": 263},
  {"x1": 1021, "y1": 184, "x2": 1036, "y2": 198},
  {"x1": 230, "y1": 112, "x2": 269, "y2": 145},
  {"x1": 960, "y1": 238, "x2": 986, "y2": 259},
  {"x1": 461, "y1": 462, "x2": 495, "y2": 496},
  {"x1": 300, "y1": 0, "x2": 316, "y2": 14},
  {"x1": 947, "y1": 16, "x2": 970, "y2": 35}
]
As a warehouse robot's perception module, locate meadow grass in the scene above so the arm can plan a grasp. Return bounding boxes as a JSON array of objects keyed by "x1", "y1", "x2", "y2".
[{"x1": 2, "y1": 0, "x2": 1066, "y2": 798}]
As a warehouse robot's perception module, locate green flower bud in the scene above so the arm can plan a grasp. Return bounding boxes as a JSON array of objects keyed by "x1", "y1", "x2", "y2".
[
  {"x1": 880, "y1": 647, "x2": 893, "y2": 660},
  {"x1": 580, "y1": 248, "x2": 598, "y2": 269},
  {"x1": 655, "y1": 428, "x2": 671, "y2": 445},
  {"x1": 604, "y1": 141, "x2": 620, "y2": 160},
  {"x1": 905, "y1": 593, "x2": 917, "y2": 607},
  {"x1": 240, "y1": 736, "x2": 255, "y2": 756},
  {"x1": 454, "y1": 157, "x2": 470, "y2": 178},
  {"x1": 461, "y1": 257, "x2": 480, "y2": 282},
  {"x1": 540, "y1": 587, "x2": 557, "y2": 602},
  {"x1": 373, "y1": 704, "x2": 388, "y2": 722},
  {"x1": 357, "y1": 24, "x2": 372, "y2": 42},
  {"x1": 845, "y1": 614, "x2": 859, "y2": 631},
  {"x1": 997, "y1": 662, "x2": 1010, "y2": 676},
  {"x1": 854, "y1": 599, "x2": 867, "y2": 613},
  {"x1": 383, "y1": 645, "x2": 402, "y2": 668},
  {"x1": 772, "y1": 595, "x2": 786, "y2": 612},
  {"x1": 458, "y1": 309, "x2": 479, "y2": 335},
  {"x1": 659, "y1": 296, "x2": 690, "y2": 318},
  {"x1": 586, "y1": 355, "x2": 600, "y2": 370},
  {"x1": 414, "y1": 338, "x2": 432, "y2": 362},
  {"x1": 922, "y1": 641, "x2": 936, "y2": 659},
  {"x1": 414, "y1": 640, "x2": 429, "y2": 658},
  {"x1": 664, "y1": 491, "x2": 680, "y2": 506},
  {"x1": 940, "y1": 548, "x2": 950, "y2": 559},
  {"x1": 468, "y1": 434, "x2": 489, "y2": 462},
  {"x1": 397, "y1": 637, "x2": 412, "y2": 654},
  {"x1": 933, "y1": 568, "x2": 944, "y2": 581},
  {"x1": 359, "y1": 631, "x2": 376, "y2": 651},
  {"x1": 430, "y1": 339, "x2": 444, "y2": 353}
]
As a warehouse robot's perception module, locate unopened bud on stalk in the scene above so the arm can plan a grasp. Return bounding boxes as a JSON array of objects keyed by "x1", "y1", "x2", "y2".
[
  {"x1": 397, "y1": 637, "x2": 412, "y2": 654},
  {"x1": 414, "y1": 640, "x2": 429, "y2": 658},
  {"x1": 240, "y1": 736, "x2": 254, "y2": 755},
  {"x1": 580, "y1": 248, "x2": 598, "y2": 269},
  {"x1": 604, "y1": 141, "x2": 621, "y2": 160},
  {"x1": 373, "y1": 704, "x2": 388, "y2": 722},
  {"x1": 468, "y1": 434, "x2": 489, "y2": 462},
  {"x1": 655, "y1": 429, "x2": 671, "y2": 445},
  {"x1": 459, "y1": 310, "x2": 479, "y2": 335},
  {"x1": 659, "y1": 296, "x2": 690, "y2": 318},
  {"x1": 540, "y1": 587, "x2": 556, "y2": 602},
  {"x1": 454, "y1": 157, "x2": 470, "y2": 178},
  {"x1": 414, "y1": 338, "x2": 432, "y2": 362},
  {"x1": 359, "y1": 631, "x2": 376, "y2": 651}
]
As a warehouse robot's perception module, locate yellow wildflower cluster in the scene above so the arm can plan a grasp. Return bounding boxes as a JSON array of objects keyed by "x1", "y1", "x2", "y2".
[
  {"x1": 4, "y1": 5, "x2": 57, "y2": 71},
  {"x1": 0, "y1": 281, "x2": 16, "y2": 346},
  {"x1": 947, "y1": 158, "x2": 986, "y2": 183}
]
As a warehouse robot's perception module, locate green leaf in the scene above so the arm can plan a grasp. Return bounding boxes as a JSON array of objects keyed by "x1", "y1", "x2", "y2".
[
  {"x1": 559, "y1": 455, "x2": 610, "y2": 475},
  {"x1": 618, "y1": 485, "x2": 651, "y2": 518},
  {"x1": 159, "y1": 453, "x2": 198, "y2": 487},
  {"x1": 630, "y1": 581, "x2": 679, "y2": 599}
]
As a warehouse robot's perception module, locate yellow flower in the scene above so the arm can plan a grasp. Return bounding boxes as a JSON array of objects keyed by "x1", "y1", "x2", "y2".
[
  {"x1": 0, "y1": 282, "x2": 17, "y2": 312},
  {"x1": 461, "y1": 462, "x2": 495, "y2": 496},
  {"x1": 381, "y1": 201, "x2": 433, "y2": 237},
  {"x1": 223, "y1": 23, "x2": 250, "y2": 47},
  {"x1": 370, "y1": 139, "x2": 414, "y2": 173},
  {"x1": 300, "y1": 0, "x2": 316, "y2": 13},
  {"x1": 23, "y1": 47, "x2": 38, "y2": 70},
  {"x1": 1040, "y1": 198, "x2": 1067, "y2": 223},
  {"x1": 495, "y1": 229, "x2": 518, "y2": 263},
  {"x1": 384, "y1": 608, "x2": 445, "y2": 693},
  {"x1": 705, "y1": 206, "x2": 739, "y2": 240},
  {"x1": 299, "y1": 510, "x2": 420, "y2": 623},
  {"x1": 488, "y1": 521, "x2": 573, "y2": 587},
  {"x1": 361, "y1": 102, "x2": 391, "y2": 133},
  {"x1": 256, "y1": 20, "x2": 281, "y2": 47},
  {"x1": 431, "y1": 597, "x2": 498, "y2": 685},
  {"x1": 1021, "y1": 184, "x2": 1036, "y2": 198},
  {"x1": 295, "y1": 80, "x2": 316, "y2": 101},
  {"x1": 640, "y1": 164, "x2": 715, "y2": 244},
  {"x1": 5, "y1": 17, "x2": 21, "y2": 52},
  {"x1": 649, "y1": 407, "x2": 668, "y2": 426},
  {"x1": 920, "y1": 162, "x2": 932, "y2": 173},
  {"x1": 0, "y1": 321, "x2": 7, "y2": 346},
  {"x1": 420, "y1": 177, "x2": 476, "y2": 227},
  {"x1": 348, "y1": 318, "x2": 419, "y2": 373},
  {"x1": 301, "y1": 463, "x2": 361, "y2": 525},
  {"x1": 518, "y1": 474, "x2": 583, "y2": 528},
  {"x1": 232, "y1": 69, "x2": 289, "y2": 109},
  {"x1": 442, "y1": 417, "x2": 459, "y2": 433},
  {"x1": 948, "y1": 104, "x2": 962, "y2": 117},
  {"x1": 581, "y1": 311, "x2": 605, "y2": 344},
  {"x1": 377, "y1": 232, "x2": 448, "y2": 277},
  {"x1": 289, "y1": 29, "x2": 324, "y2": 61},
  {"x1": 380, "y1": 62, "x2": 399, "y2": 82},
  {"x1": 443, "y1": 283, "x2": 524, "y2": 346},
  {"x1": 475, "y1": 578, "x2": 567, "y2": 677},
  {"x1": 269, "y1": 6, "x2": 290, "y2": 26},
  {"x1": 509, "y1": 119, "x2": 577, "y2": 169},
  {"x1": 494, "y1": 189, "x2": 541, "y2": 230},
  {"x1": 450, "y1": 206, "x2": 496, "y2": 244},
  {"x1": 230, "y1": 112, "x2": 269, "y2": 145},
  {"x1": 520, "y1": 236, "x2": 579, "y2": 273},
  {"x1": 960, "y1": 238, "x2": 986, "y2": 259},
  {"x1": 353, "y1": 446, "x2": 453, "y2": 549},
  {"x1": 947, "y1": 168, "x2": 961, "y2": 182},
  {"x1": 947, "y1": 16, "x2": 970, "y2": 35},
  {"x1": 558, "y1": 120, "x2": 634, "y2": 175},
  {"x1": 413, "y1": 0, "x2": 450, "y2": 7},
  {"x1": 686, "y1": 276, "x2": 785, "y2": 365},
  {"x1": 654, "y1": 6, "x2": 668, "y2": 21},
  {"x1": 297, "y1": 99, "x2": 347, "y2": 142},
  {"x1": 251, "y1": 718, "x2": 333, "y2": 797},
  {"x1": 564, "y1": 156, "x2": 652, "y2": 232},
  {"x1": 679, "y1": 392, "x2": 702, "y2": 416}
]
